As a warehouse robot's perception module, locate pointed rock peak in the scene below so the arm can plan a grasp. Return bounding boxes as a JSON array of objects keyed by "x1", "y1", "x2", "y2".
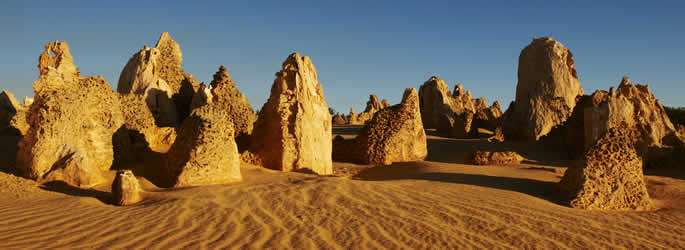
[
  {"x1": 364, "y1": 94, "x2": 382, "y2": 112},
  {"x1": 38, "y1": 41, "x2": 79, "y2": 77},
  {"x1": 154, "y1": 32, "x2": 183, "y2": 67},
  {"x1": 492, "y1": 101, "x2": 501, "y2": 109},
  {"x1": 1, "y1": 90, "x2": 21, "y2": 108},
  {"x1": 401, "y1": 87, "x2": 419, "y2": 105},
  {"x1": 381, "y1": 99, "x2": 390, "y2": 108},
  {"x1": 619, "y1": 76, "x2": 632, "y2": 87},
  {"x1": 349, "y1": 107, "x2": 355, "y2": 114},
  {"x1": 210, "y1": 65, "x2": 234, "y2": 89},
  {"x1": 280, "y1": 52, "x2": 317, "y2": 80}
]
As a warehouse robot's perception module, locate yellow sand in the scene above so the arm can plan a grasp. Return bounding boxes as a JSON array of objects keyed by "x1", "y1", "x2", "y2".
[{"x1": 0, "y1": 132, "x2": 683, "y2": 248}]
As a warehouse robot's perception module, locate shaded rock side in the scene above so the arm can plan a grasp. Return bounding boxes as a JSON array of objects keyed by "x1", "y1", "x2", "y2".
[
  {"x1": 0, "y1": 90, "x2": 28, "y2": 135},
  {"x1": 163, "y1": 105, "x2": 242, "y2": 187},
  {"x1": 249, "y1": 53, "x2": 332, "y2": 175},
  {"x1": 112, "y1": 170, "x2": 143, "y2": 206},
  {"x1": 504, "y1": 37, "x2": 584, "y2": 141},
  {"x1": 469, "y1": 151, "x2": 524, "y2": 165},
  {"x1": 16, "y1": 41, "x2": 124, "y2": 187},
  {"x1": 559, "y1": 128, "x2": 654, "y2": 210},
  {"x1": 119, "y1": 94, "x2": 177, "y2": 149},
  {"x1": 334, "y1": 88, "x2": 427, "y2": 165}
]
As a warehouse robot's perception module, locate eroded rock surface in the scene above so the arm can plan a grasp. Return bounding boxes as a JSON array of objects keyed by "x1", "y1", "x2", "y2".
[
  {"x1": 503, "y1": 37, "x2": 584, "y2": 141},
  {"x1": 206, "y1": 66, "x2": 255, "y2": 150},
  {"x1": 355, "y1": 94, "x2": 383, "y2": 125},
  {"x1": 333, "y1": 88, "x2": 427, "y2": 165},
  {"x1": 118, "y1": 32, "x2": 200, "y2": 126},
  {"x1": 469, "y1": 151, "x2": 524, "y2": 165},
  {"x1": 16, "y1": 41, "x2": 123, "y2": 188},
  {"x1": 163, "y1": 105, "x2": 241, "y2": 187},
  {"x1": 559, "y1": 128, "x2": 654, "y2": 210},
  {"x1": 248, "y1": 53, "x2": 332, "y2": 175}
]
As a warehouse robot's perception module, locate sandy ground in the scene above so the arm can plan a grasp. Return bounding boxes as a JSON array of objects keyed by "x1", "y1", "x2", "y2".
[{"x1": 0, "y1": 127, "x2": 683, "y2": 248}]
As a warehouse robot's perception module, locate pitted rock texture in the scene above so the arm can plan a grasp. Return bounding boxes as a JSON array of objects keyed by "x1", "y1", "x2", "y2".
[
  {"x1": 16, "y1": 41, "x2": 123, "y2": 188},
  {"x1": 163, "y1": 105, "x2": 242, "y2": 187},
  {"x1": 206, "y1": 65, "x2": 256, "y2": 150},
  {"x1": 559, "y1": 128, "x2": 654, "y2": 210},
  {"x1": 248, "y1": 53, "x2": 332, "y2": 175},
  {"x1": 333, "y1": 88, "x2": 427, "y2": 165},
  {"x1": 503, "y1": 37, "x2": 584, "y2": 141},
  {"x1": 469, "y1": 151, "x2": 524, "y2": 165},
  {"x1": 119, "y1": 94, "x2": 177, "y2": 149}
]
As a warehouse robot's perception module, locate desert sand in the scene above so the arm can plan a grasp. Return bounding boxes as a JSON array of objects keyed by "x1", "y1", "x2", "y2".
[{"x1": 1, "y1": 126, "x2": 683, "y2": 249}]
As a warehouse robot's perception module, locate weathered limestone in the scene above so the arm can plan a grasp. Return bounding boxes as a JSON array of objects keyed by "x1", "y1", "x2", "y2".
[
  {"x1": 503, "y1": 37, "x2": 584, "y2": 141},
  {"x1": 118, "y1": 32, "x2": 200, "y2": 126},
  {"x1": 333, "y1": 88, "x2": 427, "y2": 165},
  {"x1": 163, "y1": 105, "x2": 241, "y2": 187},
  {"x1": 248, "y1": 53, "x2": 332, "y2": 175},
  {"x1": 418, "y1": 76, "x2": 502, "y2": 138},
  {"x1": 560, "y1": 128, "x2": 654, "y2": 210},
  {"x1": 356, "y1": 94, "x2": 383, "y2": 124},
  {"x1": 333, "y1": 114, "x2": 347, "y2": 125},
  {"x1": 348, "y1": 108, "x2": 359, "y2": 125},
  {"x1": 112, "y1": 170, "x2": 143, "y2": 206},
  {"x1": 419, "y1": 76, "x2": 454, "y2": 129},
  {"x1": 119, "y1": 94, "x2": 177, "y2": 150},
  {"x1": 206, "y1": 66, "x2": 256, "y2": 150},
  {"x1": 469, "y1": 151, "x2": 524, "y2": 165},
  {"x1": 16, "y1": 41, "x2": 124, "y2": 188},
  {"x1": 558, "y1": 77, "x2": 682, "y2": 162},
  {"x1": 40, "y1": 149, "x2": 106, "y2": 188}
]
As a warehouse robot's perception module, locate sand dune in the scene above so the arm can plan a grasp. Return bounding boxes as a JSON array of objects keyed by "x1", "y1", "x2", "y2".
[{"x1": 0, "y1": 133, "x2": 684, "y2": 248}]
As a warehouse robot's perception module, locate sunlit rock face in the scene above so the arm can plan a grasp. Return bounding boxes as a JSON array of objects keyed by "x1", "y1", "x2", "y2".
[
  {"x1": 503, "y1": 37, "x2": 584, "y2": 141},
  {"x1": 248, "y1": 53, "x2": 332, "y2": 175}
]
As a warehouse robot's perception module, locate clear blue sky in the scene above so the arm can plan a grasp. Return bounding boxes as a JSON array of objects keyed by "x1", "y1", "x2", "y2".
[{"x1": 1, "y1": 1, "x2": 683, "y2": 112}]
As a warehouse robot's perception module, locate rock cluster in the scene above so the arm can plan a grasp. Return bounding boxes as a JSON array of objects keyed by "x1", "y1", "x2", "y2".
[
  {"x1": 16, "y1": 41, "x2": 124, "y2": 188},
  {"x1": 163, "y1": 105, "x2": 242, "y2": 187},
  {"x1": 112, "y1": 170, "x2": 143, "y2": 206},
  {"x1": 118, "y1": 32, "x2": 200, "y2": 126},
  {"x1": 332, "y1": 114, "x2": 347, "y2": 125},
  {"x1": 469, "y1": 151, "x2": 524, "y2": 165},
  {"x1": 333, "y1": 88, "x2": 427, "y2": 165},
  {"x1": 248, "y1": 53, "x2": 333, "y2": 175},
  {"x1": 418, "y1": 76, "x2": 502, "y2": 138},
  {"x1": 502, "y1": 37, "x2": 584, "y2": 141},
  {"x1": 559, "y1": 128, "x2": 654, "y2": 210}
]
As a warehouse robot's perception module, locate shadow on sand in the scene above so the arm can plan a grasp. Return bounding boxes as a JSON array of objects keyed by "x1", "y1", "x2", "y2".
[
  {"x1": 39, "y1": 181, "x2": 113, "y2": 204},
  {"x1": 353, "y1": 162, "x2": 566, "y2": 205}
]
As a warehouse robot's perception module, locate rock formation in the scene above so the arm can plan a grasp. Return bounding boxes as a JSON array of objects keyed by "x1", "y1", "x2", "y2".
[
  {"x1": 418, "y1": 76, "x2": 502, "y2": 138},
  {"x1": 0, "y1": 90, "x2": 28, "y2": 135},
  {"x1": 348, "y1": 108, "x2": 359, "y2": 125},
  {"x1": 16, "y1": 41, "x2": 124, "y2": 188},
  {"x1": 118, "y1": 32, "x2": 200, "y2": 126},
  {"x1": 112, "y1": 170, "x2": 143, "y2": 206},
  {"x1": 333, "y1": 88, "x2": 427, "y2": 165},
  {"x1": 163, "y1": 105, "x2": 242, "y2": 187},
  {"x1": 206, "y1": 65, "x2": 256, "y2": 150},
  {"x1": 248, "y1": 53, "x2": 332, "y2": 175},
  {"x1": 119, "y1": 94, "x2": 177, "y2": 150},
  {"x1": 333, "y1": 114, "x2": 347, "y2": 125},
  {"x1": 381, "y1": 99, "x2": 390, "y2": 108},
  {"x1": 418, "y1": 76, "x2": 454, "y2": 129},
  {"x1": 469, "y1": 151, "x2": 524, "y2": 165},
  {"x1": 503, "y1": 37, "x2": 584, "y2": 141},
  {"x1": 356, "y1": 94, "x2": 383, "y2": 124},
  {"x1": 559, "y1": 128, "x2": 654, "y2": 210},
  {"x1": 554, "y1": 77, "x2": 684, "y2": 169}
]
